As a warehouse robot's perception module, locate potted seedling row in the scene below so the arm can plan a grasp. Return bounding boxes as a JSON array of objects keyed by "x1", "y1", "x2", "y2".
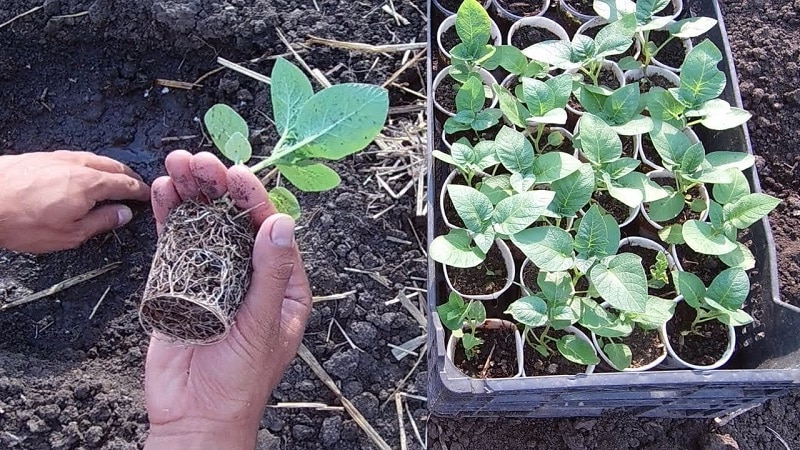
[
  {"x1": 139, "y1": 58, "x2": 389, "y2": 344},
  {"x1": 429, "y1": 0, "x2": 782, "y2": 392}
]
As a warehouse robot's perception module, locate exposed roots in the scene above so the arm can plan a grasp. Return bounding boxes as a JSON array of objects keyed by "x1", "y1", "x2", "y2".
[{"x1": 140, "y1": 200, "x2": 255, "y2": 345}]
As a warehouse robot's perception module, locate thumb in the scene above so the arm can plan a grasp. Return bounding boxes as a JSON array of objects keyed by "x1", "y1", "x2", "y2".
[
  {"x1": 75, "y1": 204, "x2": 133, "y2": 238},
  {"x1": 233, "y1": 214, "x2": 298, "y2": 348}
]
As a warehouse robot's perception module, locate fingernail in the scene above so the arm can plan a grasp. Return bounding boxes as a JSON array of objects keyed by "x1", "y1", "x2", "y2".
[
  {"x1": 117, "y1": 206, "x2": 133, "y2": 227},
  {"x1": 270, "y1": 215, "x2": 295, "y2": 247}
]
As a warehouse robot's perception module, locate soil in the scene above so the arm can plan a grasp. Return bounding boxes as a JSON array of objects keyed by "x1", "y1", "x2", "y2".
[
  {"x1": 593, "y1": 190, "x2": 632, "y2": 226},
  {"x1": 597, "y1": 67, "x2": 621, "y2": 90},
  {"x1": 637, "y1": 74, "x2": 678, "y2": 93},
  {"x1": 448, "y1": 245, "x2": 508, "y2": 296},
  {"x1": 445, "y1": 125, "x2": 500, "y2": 147},
  {"x1": 650, "y1": 30, "x2": 688, "y2": 70},
  {"x1": 639, "y1": 133, "x2": 663, "y2": 167},
  {"x1": 442, "y1": 173, "x2": 468, "y2": 228},
  {"x1": 612, "y1": 325, "x2": 664, "y2": 369},
  {"x1": 496, "y1": 0, "x2": 547, "y2": 18},
  {"x1": 439, "y1": 0, "x2": 477, "y2": 14},
  {"x1": 621, "y1": 135, "x2": 635, "y2": 157},
  {"x1": 676, "y1": 246, "x2": 726, "y2": 286},
  {"x1": 666, "y1": 301, "x2": 729, "y2": 367},
  {"x1": 435, "y1": 78, "x2": 460, "y2": 114},
  {"x1": 510, "y1": 25, "x2": 561, "y2": 49},
  {"x1": 622, "y1": 244, "x2": 676, "y2": 299},
  {"x1": 521, "y1": 261, "x2": 540, "y2": 290},
  {"x1": 523, "y1": 329, "x2": 588, "y2": 376},
  {"x1": 440, "y1": 26, "x2": 460, "y2": 56},
  {"x1": 0, "y1": 1, "x2": 428, "y2": 449},
  {"x1": 453, "y1": 326, "x2": 519, "y2": 378},
  {"x1": 563, "y1": 0, "x2": 595, "y2": 16}
]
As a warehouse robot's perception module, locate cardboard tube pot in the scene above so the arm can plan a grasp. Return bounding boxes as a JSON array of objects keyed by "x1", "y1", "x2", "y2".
[
  {"x1": 494, "y1": 0, "x2": 550, "y2": 27},
  {"x1": 140, "y1": 201, "x2": 255, "y2": 345},
  {"x1": 433, "y1": 0, "x2": 494, "y2": 17},
  {"x1": 640, "y1": 169, "x2": 710, "y2": 231},
  {"x1": 590, "y1": 302, "x2": 668, "y2": 372},
  {"x1": 558, "y1": 0, "x2": 598, "y2": 23},
  {"x1": 433, "y1": 65, "x2": 499, "y2": 117},
  {"x1": 566, "y1": 60, "x2": 625, "y2": 117},
  {"x1": 522, "y1": 326, "x2": 597, "y2": 375},
  {"x1": 447, "y1": 318, "x2": 524, "y2": 378},
  {"x1": 506, "y1": 14, "x2": 566, "y2": 48},
  {"x1": 444, "y1": 239, "x2": 515, "y2": 300},
  {"x1": 437, "y1": 14, "x2": 503, "y2": 63},
  {"x1": 651, "y1": 36, "x2": 693, "y2": 73},
  {"x1": 660, "y1": 301, "x2": 736, "y2": 370},
  {"x1": 637, "y1": 126, "x2": 699, "y2": 170},
  {"x1": 623, "y1": 65, "x2": 680, "y2": 87}
]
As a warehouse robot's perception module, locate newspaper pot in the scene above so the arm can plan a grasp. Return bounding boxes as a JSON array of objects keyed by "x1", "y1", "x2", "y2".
[
  {"x1": 437, "y1": 14, "x2": 503, "y2": 64},
  {"x1": 499, "y1": 3, "x2": 559, "y2": 41},
  {"x1": 444, "y1": 239, "x2": 516, "y2": 300},
  {"x1": 566, "y1": 60, "x2": 624, "y2": 117},
  {"x1": 623, "y1": 65, "x2": 680, "y2": 87},
  {"x1": 522, "y1": 325, "x2": 597, "y2": 376},
  {"x1": 446, "y1": 318, "x2": 525, "y2": 378},
  {"x1": 433, "y1": 65, "x2": 500, "y2": 117},
  {"x1": 640, "y1": 169, "x2": 710, "y2": 231},
  {"x1": 558, "y1": 0, "x2": 598, "y2": 24},
  {"x1": 660, "y1": 300, "x2": 736, "y2": 370},
  {"x1": 637, "y1": 126, "x2": 699, "y2": 171}
]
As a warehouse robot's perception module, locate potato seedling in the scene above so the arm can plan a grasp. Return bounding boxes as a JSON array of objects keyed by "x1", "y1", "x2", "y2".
[
  {"x1": 674, "y1": 268, "x2": 754, "y2": 335},
  {"x1": 140, "y1": 58, "x2": 389, "y2": 344},
  {"x1": 438, "y1": 291, "x2": 487, "y2": 360}
]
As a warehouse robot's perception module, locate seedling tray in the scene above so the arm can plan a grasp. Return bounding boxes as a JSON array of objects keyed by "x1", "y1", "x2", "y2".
[{"x1": 425, "y1": 0, "x2": 800, "y2": 418}]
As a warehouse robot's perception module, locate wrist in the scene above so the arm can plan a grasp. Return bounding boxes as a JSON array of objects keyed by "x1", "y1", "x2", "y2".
[{"x1": 145, "y1": 417, "x2": 259, "y2": 450}]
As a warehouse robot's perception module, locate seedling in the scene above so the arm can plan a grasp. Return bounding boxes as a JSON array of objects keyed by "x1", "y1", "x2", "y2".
[
  {"x1": 647, "y1": 251, "x2": 670, "y2": 290},
  {"x1": 437, "y1": 291, "x2": 487, "y2": 360},
  {"x1": 575, "y1": 83, "x2": 654, "y2": 136},
  {"x1": 140, "y1": 58, "x2": 389, "y2": 344},
  {"x1": 674, "y1": 268, "x2": 754, "y2": 336}
]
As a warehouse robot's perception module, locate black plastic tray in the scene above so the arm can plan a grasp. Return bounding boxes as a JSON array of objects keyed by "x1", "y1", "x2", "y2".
[{"x1": 425, "y1": 0, "x2": 800, "y2": 418}]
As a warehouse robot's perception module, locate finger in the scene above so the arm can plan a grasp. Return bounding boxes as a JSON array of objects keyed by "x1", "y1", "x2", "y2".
[
  {"x1": 227, "y1": 165, "x2": 276, "y2": 228},
  {"x1": 165, "y1": 150, "x2": 200, "y2": 201},
  {"x1": 152, "y1": 176, "x2": 181, "y2": 235},
  {"x1": 233, "y1": 214, "x2": 299, "y2": 351},
  {"x1": 90, "y1": 172, "x2": 151, "y2": 202},
  {"x1": 74, "y1": 204, "x2": 134, "y2": 241},
  {"x1": 189, "y1": 152, "x2": 228, "y2": 200},
  {"x1": 82, "y1": 153, "x2": 145, "y2": 182}
]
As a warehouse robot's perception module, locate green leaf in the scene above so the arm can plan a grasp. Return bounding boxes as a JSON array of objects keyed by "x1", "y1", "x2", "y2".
[
  {"x1": 271, "y1": 57, "x2": 314, "y2": 135},
  {"x1": 473, "y1": 229, "x2": 496, "y2": 254},
  {"x1": 617, "y1": 172, "x2": 670, "y2": 203},
  {"x1": 447, "y1": 184, "x2": 494, "y2": 233},
  {"x1": 704, "y1": 151, "x2": 755, "y2": 172},
  {"x1": 707, "y1": 267, "x2": 750, "y2": 309},
  {"x1": 472, "y1": 109, "x2": 503, "y2": 131},
  {"x1": 700, "y1": 107, "x2": 752, "y2": 131},
  {"x1": 483, "y1": 45, "x2": 528, "y2": 74},
  {"x1": 675, "y1": 271, "x2": 706, "y2": 309},
  {"x1": 605, "y1": 84, "x2": 641, "y2": 124},
  {"x1": 577, "y1": 113, "x2": 622, "y2": 165},
  {"x1": 523, "y1": 40, "x2": 576, "y2": 69},
  {"x1": 495, "y1": 126, "x2": 535, "y2": 173},
  {"x1": 716, "y1": 308, "x2": 754, "y2": 327},
  {"x1": 682, "y1": 219, "x2": 738, "y2": 255},
  {"x1": 594, "y1": 14, "x2": 636, "y2": 58},
  {"x1": 645, "y1": 190, "x2": 684, "y2": 222},
  {"x1": 522, "y1": 77, "x2": 556, "y2": 116},
  {"x1": 444, "y1": 115, "x2": 474, "y2": 135},
  {"x1": 505, "y1": 296, "x2": 548, "y2": 328},
  {"x1": 617, "y1": 56, "x2": 643, "y2": 71},
  {"x1": 578, "y1": 84, "x2": 608, "y2": 115},
  {"x1": 268, "y1": 187, "x2": 301, "y2": 220},
  {"x1": 580, "y1": 299, "x2": 633, "y2": 337},
  {"x1": 658, "y1": 224, "x2": 685, "y2": 245},
  {"x1": 725, "y1": 193, "x2": 781, "y2": 229},
  {"x1": 678, "y1": 39, "x2": 726, "y2": 108},
  {"x1": 532, "y1": 152, "x2": 582, "y2": 183},
  {"x1": 594, "y1": 0, "x2": 636, "y2": 22},
  {"x1": 455, "y1": 0, "x2": 492, "y2": 56},
  {"x1": 511, "y1": 226, "x2": 575, "y2": 272},
  {"x1": 277, "y1": 161, "x2": 340, "y2": 192},
  {"x1": 627, "y1": 296, "x2": 675, "y2": 329},
  {"x1": 437, "y1": 292, "x2": 468, "y2": 331},
  {"x1": 547, "y1": 73, "x2": 574, "y2": 108},
  {"x1": 551, "y1": 298, "x2": 582, "y2": 330},
  {"x1": 223, "y1": 132, "x2": 252, "y2": 165},
  {"x1": 648, "y1": 120, "x2": 694, "y2": 170},
  {"x1": 558, "y1": 335, "x2": 600, "y2": 366},
  {"x1": 590, "y1": 253, "x2": 648, "y2": 313},
  {"x1": 607, "y1": 181, "x2": 643, "y2": 209},
  {"x1": 604, "y1": 343, "x2": 633, "y2": 370},
  {"x1": 645, "y1": 87, "x2": 686, "y2": 127},
  {"x1": 510, "y1": 172, "x2": 537, "y2": 193},
  {"x1": 712, "y1": 170, "x2": 751, "y2": 205},
  {"x1": 669, "y1": 17, "x2": 718, "y2": 39},
  {"x1": 538, "y1": 271, "x2": 574, "y2": 303},
  {"x1": 479, "y1": 174, "x2": 513, "y2": 205},
  {"x1": 204, "y1": 104, "x2": 250, "y2": 163},
  {"x1": 610, "y1": 115, "x2": 655, "y2": 136},
  {"x1": 720, "y1": 241, "x2": 756, "y2": 270},
  {"x1": 430, "y1": 229, "x2": 485, "y2": 268},
  {"x1": 493, "y1": 191, "x2": 555, "y2": 235},
  {"x1": 528, "y1": 108, "x2": 568, "y2": 125},
  {"x1": 291, "y1": 84, "x2": 388, "y2": 160},
  {"x1": 634, "y1": 0, "x2": 670, "y2": 22},
  {"x1": 465, "y1": 299, "x2": 487, "y2": 324},
  {"x1": 494, "y1": 83, "x2": 530, "y2": 128},
  {"x1": 549, "y1": 163, "x2": 595, "y2": 216},
  {"x1": 456, "y1": 76, "x2": 486, "y2": 113},
  {"x1": 575, "y1": 205, "x2": 615, "y2": 258},
  {"x1": 452, "y1": 140, "x2": 499, "y2": 172}
]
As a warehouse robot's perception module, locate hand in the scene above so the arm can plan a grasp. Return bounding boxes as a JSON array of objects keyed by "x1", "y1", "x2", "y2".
[
  {"x1": 0, "y1": 151, "x2": 150, "y2": 253},
  {"x1": 144, "y1": 150, "x2": 312, "y2": 449}
]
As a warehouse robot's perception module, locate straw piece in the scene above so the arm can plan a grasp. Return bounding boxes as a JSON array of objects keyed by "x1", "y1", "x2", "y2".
[{"x1": 305, "y1": 35, "x2": 426, "y2": 53}]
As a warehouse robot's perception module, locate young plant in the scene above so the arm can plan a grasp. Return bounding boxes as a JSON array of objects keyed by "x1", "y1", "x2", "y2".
[
  {"x1": 437, "y1": 291, "x2": 487, "y2": 360},
  {"x1": 645, "y1": 40, "x2": 752, "y2": 130},
  {"x1": 433, "y1": 138, "x2": 499, "y2": 187},
  {"x1": 575, "y1": 83, "x2": 654, "y2": 136},
  {"x1": 674, "y1": 268, "x2": 754, "y2": 336},
  {"x1": 523, "y1": 14, "x2": 636, "y2": 87},
  {"x1": 204, "y1": 57, "x2": 389, "y2": 218},
  {"x1": 647, "y1": 251, "x2": 670, "y2": 290},
  {"x1": 491, "y1": 74, "x2": 573, "y2": 143},
  {"x1": 505, "y1": 272, "x2": 600, "y2": 367},
  {"x1": 443, "y1": 75, "x2": 503, "y2": 136}
]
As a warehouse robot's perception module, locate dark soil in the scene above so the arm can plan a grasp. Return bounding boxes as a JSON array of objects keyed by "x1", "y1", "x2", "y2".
[
  {"x1": 439, "y1": 0, "x2": 479, "y2": 14},
  {"x1": 621, "y1": 135, "x2": 635, "y2": 157},
  {"x1": 510, "y1": 25, "x2": 561, "y2": 49},
  {"x1": 622, "y1": 243, "x2": 676, "y2": 299},
  {"x1": 666, "y1": 301, "x2": 729, "y2": 367},
  {"x1": 650, "y1": 30, "x2": 688, "y2": 70},
  {"x1": 616, "y1": 325, "x2": 664, "y2": 369},
  {"x1": 640, "y1": 133, "x2": 663, "y2": 167},
  {"x1": 521, "y1": 261, "x2": 540, "y2": 290},
  {"x1": 637, "y1": 74, "x2": 678, "y2": 93},
  {"x1": 440, "y1": 26, "x2": 460, "y2": 56},
  {"x1": 676, "y1": 246, "x2": 725, "y2": 286},
  {"x1": 593, "y1": 190, "x2": 632, "y2": 226},
  {"x1": 0, "y1": 0, "x2": 427, "y2": 449},
  {"x1": 524, "y1": 329, "x2": 588, "y2": 376},
  {"x1": 435, "y1": 78, "x2": 460, "y2": 114},
  {"x1": 448, "y1": 245, "x2": 508, "y2": 296},
  {"x1": 562, "y1": 0, "x2": 595, "y2": 16},
  {"x1": 442, "y1": 173, "x2": 468, "y2": 228},
  {"x1": 496, "y1": 0, "x2": 547, "y2": 18},
  {"x1": 453, "y1": 326, "x2": 519, "y2": 378},
  {"x1": 597, "y1": 67, "x2": 621, "y2": 90},
  {"x1": 445, "y1": 125, "x2": 500, "y2": 147}
]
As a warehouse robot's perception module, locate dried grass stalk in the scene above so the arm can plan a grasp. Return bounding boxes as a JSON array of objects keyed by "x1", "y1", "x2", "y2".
[{"x1": 140, "y1": 201, "x2": 254, "y2": 344}]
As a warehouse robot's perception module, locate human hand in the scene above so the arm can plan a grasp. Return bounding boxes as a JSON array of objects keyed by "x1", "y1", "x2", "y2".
[
  {"x1": 144, "y1": 150, "x2": 312, "y2": 449},
  {"x1": 0, "y1": 151, "x2": 150, "y2": 253}
]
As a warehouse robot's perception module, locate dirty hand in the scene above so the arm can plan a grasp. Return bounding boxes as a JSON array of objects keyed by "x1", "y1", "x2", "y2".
[
  {"x1": 0, "y1": 151, "x2": 150, "y2": 253},
  {"x1": 144, "y1": 150, "x2": 312, "y2": 449}
]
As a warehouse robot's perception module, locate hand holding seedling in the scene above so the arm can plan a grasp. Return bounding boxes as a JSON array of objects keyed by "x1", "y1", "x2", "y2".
[
  {"x1": 145, "y1": 150, "x2": 312, "y2": 448},
  {"x1": 0, "y1": 151, "x2": 150, "y2": 253}
]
